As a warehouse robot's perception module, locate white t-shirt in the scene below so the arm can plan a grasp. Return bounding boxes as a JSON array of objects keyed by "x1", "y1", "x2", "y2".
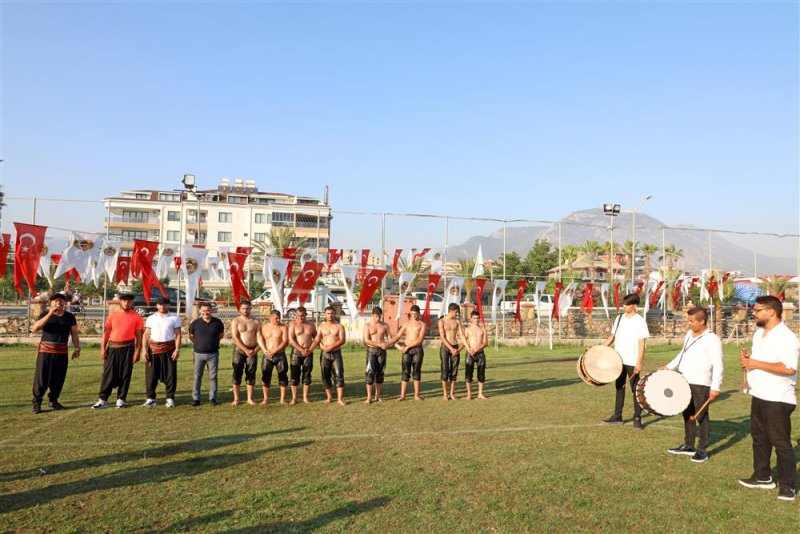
[
  {"x1": 611, "y1": 313, "x2": 650, "y2": 366},
  {"x1": 748, "y1": 321, "x2": 799, "y2": 405},
  {"x1": 666, "y1": 329, "x2": 724, "y2": 390},
  {"x1": 145, "y1": 312, "x2": 182, "y2": 342}
]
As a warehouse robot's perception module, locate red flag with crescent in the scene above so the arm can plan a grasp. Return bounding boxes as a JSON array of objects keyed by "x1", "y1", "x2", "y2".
[
  {"x1": 286, "y1": 261, "x2": 324, "y2": 306},
  {"x1": 327, "y1": 249, "x2": 343, "y2": 271},
  {"x1": 689, "y1": 277, "x2": 697, "y2": 290},
  {"x1": 227, "y1": 252, "x2": 251, "y2": 308},
  {"x1": 282, "y1": 247, "x2": 297, "y2": 283},
  {"x1": 673, "y1": 279, "x2": 683, "y2": 309},
  {"x1": 358, "y1": 249, "x2": 370, "y2": 281},
  {"x1": 392, "y1": 249, "x2": 403, "y2": 277},
  {"x1": 635, "y1": 281, "x2": 644, "y2": 295},
  {"x1": 0, "y1": 233, "x2": 10, "y2": 279},
  {"x1": 64, "y1": 268, "x2": 82, "y2": 284},
  {"x1": 174, "y1": 256, "x2": 181, "y2": 273},
  {"x1": 706, "y1": 275, "x2": 717, "y2": 302},
  {"x1": 116, "y1": 256, "x2": 131, "y2": 285},
  {"x1": 236, "y1": 246, "x2": 253, "y2": 256},
  {"x1": 422, "y1": 273, "x2": 441, "y2": 324},
  {"x1": 650, "y1": 281, "x2": 665, "y2": 307},
  {"x1": 356, "y1": 268, "x2": 387, "y2": 313},
  {"x1": 580, "y1": 283, "x2": 594, "y2": 315},
  {"x1": 13, "y1": 223, "x2": 47, "y2": 296},
  {"x1": 514, "y1": 280, "x2": 529, "y2": 323},
  {"x1": 552, "y1": 281, "x2": 564, "y2": 321},
  {"x1": 412, "y1": 248, "x2": 430, "y2": 264},
  {"x1": 613, "y1": 281, "x2": 620, "y2": 310},
  {"x1": 474, "y1": 278, "x2": 487, "y2": 325},
  {"x1": 131, "y1": 240, "x2": 159, "y2": 281}
]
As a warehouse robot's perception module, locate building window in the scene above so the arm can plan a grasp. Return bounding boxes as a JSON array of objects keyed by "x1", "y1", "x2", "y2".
[
  {"x1": 166, "y1": 231, "x2": 180, "y2": 242},
  {"x1": 121, "y1": 230, "x2": 149, "y2": 240},
  {"x1": 228, "y1": 195, "x2": 247, "y2": 204},
  {"x1": 159, "y1": 193, "x2": 180, "y2": 201},
  {"x1": 254, "y1": 213, "x2": 269, "y2": 224},
  {"x1": 253, "y1": 232, "x2": 267, "y2": 242},
  {"x1": 296, "y1": 213, "x2": 327, "y2": 228},
  {"x1": 134, "y1": 193, "x2": 149, "y2": 200},
  {"x1": 167, "y1": 211, "x2": 180, "y2": 222},
  {"x1": 119, "y1": 250, "x2": 132, "y2": 257},
  {"x1": 218, "y1": 232, "x2": 232, "y2": 242},
  {"x1": 318, "y1": 238, "x2": 330, "y2": 249},
  {"x1": 271, "y1": 212, "x2": 294, "y2": 227},
  {"x1": 121, "y1": 210, "x2": 149, "y2": 223},
  {"x1": 218, "y1": 212, "x2": 232, "y2": 223}
]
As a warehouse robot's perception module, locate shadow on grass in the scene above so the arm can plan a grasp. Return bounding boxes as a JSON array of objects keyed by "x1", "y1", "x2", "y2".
[
  {"x1": 0, "y1": 441, "x2": 313, "y2": 514},
  {"x1": 0, "y1": 428, "x2": 305, "y2": 483},
  {"x1": 162, "y1": 496, "x2": 392, "y2": 533},
  {"x1": 708, "y1": 415, "x2": 750, "y2": 456}
]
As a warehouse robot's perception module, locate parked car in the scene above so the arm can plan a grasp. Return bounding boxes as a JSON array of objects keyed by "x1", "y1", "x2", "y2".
[
  {"x1": 410, "y1": 291, "x2": 444, "y2": 316},
  {"x1": 502, "y1": 294, "x2": 555, "y2": 316},
  {"x1": 132, "y1": 288, "x2": 216, "y2": 317},
  {"x1": 252, "y1": 287, "x2": 352, "y2": 319}
]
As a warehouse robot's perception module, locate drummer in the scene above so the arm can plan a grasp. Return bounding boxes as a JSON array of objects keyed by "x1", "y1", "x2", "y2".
[
  {"x1": 601, "y1": 293, "x2": 650, "y2": 429},
  {"x1": 661, "y1": 307, "x2": 723, "y2": 463}
]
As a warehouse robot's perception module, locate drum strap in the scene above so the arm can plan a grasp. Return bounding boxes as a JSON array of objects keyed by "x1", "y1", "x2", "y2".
[
  {"x1": 675, "y1": 332, "x2": 710, "y2": 369},
  {"x1": 611, "y1": 315, "x2": 622, "y2": 337}
]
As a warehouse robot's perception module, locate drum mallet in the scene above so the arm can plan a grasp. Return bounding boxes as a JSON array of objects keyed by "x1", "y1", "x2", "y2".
[{"x1": 689, "y1": 398, "x2": 713, "y2": 422}]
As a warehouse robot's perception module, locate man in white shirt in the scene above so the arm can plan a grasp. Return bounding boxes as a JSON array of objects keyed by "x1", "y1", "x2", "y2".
[
  {"x1": 662, "y1": 307, "x2": 723, "y2": 463},
  {"x1": 738, "y1": 295, "x2": 798, "y2": 501},
  {"x1": 141, "y1": 297, "x2": 182, "y2": 408},
  {"x1": 602, "y1": 294, "x2": 650, "y2": 429}
]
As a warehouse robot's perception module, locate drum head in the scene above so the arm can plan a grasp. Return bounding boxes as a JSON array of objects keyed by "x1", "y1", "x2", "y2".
[
  {"x1": 640, "y1": 370, "x2": 691, "y2": 416},
  {"x1": 581, "y1": 345, "x2": 623, "y2": 384}
]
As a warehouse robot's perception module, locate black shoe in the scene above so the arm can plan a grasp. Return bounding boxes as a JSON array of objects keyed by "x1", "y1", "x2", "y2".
[
  {"x1": 738, "y1": 475, "x2": 776, "y2": 489},
  {"x1": 191, "y1": 400, "x2": 201, "y2": 407},
  {"x1": 778, "y1": 485, "x2": 797, "y2": 501},
  {"x1": 210, "y1": 399, "x2": 218, "y2": 406},
  {"x1": 668, "y1": 444, "x2": 696, "y2": 455},
  {"x1": 633, "y1": 418, "x2": 643, "y2": 430},
  {"x1": 32, "y1": 403, "x2": 41, "y2": 414},
  {"x1": 602, "y1": 415, "x2": 623, "y2": 425},
  {"x1": 49, "y1": 401, "x2": 65, "y2": 411},
  {"x1": 690, "y1": 451, "x2": 708, "y2": 463}
]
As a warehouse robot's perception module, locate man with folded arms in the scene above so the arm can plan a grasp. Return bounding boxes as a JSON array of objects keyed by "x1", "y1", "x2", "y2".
[{"x1": 141, "y1": 297, "x2": 182, "y2": 408}]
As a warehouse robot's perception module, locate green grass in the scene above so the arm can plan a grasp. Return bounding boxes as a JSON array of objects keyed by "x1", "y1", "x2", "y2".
[{"x1": 0, "y1": 343, "x2": 797, "y2": 532}]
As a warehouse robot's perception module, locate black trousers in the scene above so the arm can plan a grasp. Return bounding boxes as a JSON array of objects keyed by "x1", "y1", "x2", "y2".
[
  {"x1": 613, "y1": 364, "x2": 642, "y2": 419},
  {"x1": 682, "y1": 384, "x2": 710, "y2": 451},
  {"x1": 262, "y1": 353, "x2": 289, "y2": 388},
  {"x1": 320, "y1": 351, "x2": 345, "y2": 389},
  {"x1": 465, "y1": 351, "x2": 487, "y2": 383},
  {"x1": 32, "y1": 352, "x2": 69, "y2": 404},
  {"x1": 145, "y1": 352, "x2": 178, "y2": 400},
  {"x1": 439, "y1": 345, "x2": 460, "y2": 382},
  {"x1": 750, "y1": 396, "x2": 796, "y2": 487},
  {"x1": 99, "y1": 345, "x2": 135, "y2": 401}
]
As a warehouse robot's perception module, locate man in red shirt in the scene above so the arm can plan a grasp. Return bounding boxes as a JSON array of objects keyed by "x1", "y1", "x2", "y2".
[{"x1": 92, "y1": 293, "x2": 144, "y2": 409}]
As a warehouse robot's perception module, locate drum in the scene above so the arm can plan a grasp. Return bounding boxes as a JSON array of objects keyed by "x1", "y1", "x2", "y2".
[
  {"x1": 635, "y1": 370, "x2": 691, "y2": 417},
  {"x1": 577, "y1": 345, "x2": 623, "y2": 386}
]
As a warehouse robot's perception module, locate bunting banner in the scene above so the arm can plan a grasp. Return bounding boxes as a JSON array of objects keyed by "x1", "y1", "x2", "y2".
[
  {"x1": 422, "y1": 272, "x2": 441, "y2": 325},
  {"x1": 412, "y1": 248, "x2": 430, "y2": 264},
  {"x1": 558, "y1": 283, "x2": 577, "y2": 318},
  {"x1": 94, "y1": 240, "x2": 120, "y2": 287},
  {"x1": 174, "y1": 255, "x2": 181, "y2": 274},
  {"x1": 475, "y1": 278, "x2": 487, "y2": 325},
  {"x1": 673, "y1": 278, "x2": 684, "y2": 309},
  {"x1": 357, "y1": 268, "x2": 387, "y2": 313},
  {"x1": 136, "y1": 241, "x2": 166, "y2": 305},
  {"x1": 441, "y1": 276, "x2": 465, "y2": 317},
  {"x1": 429, "y1": 249, "x2": 443, "y2": 275},
  {"x1": 0, "y1": 233, "x2": 10, "y2": 279},
  {"x1": 635, "y1": 281, "x2": 644, "y2": 296},
  {"x1": 287, "y1": 261, "x2": 324, "y2": 307},
  {"x1": 706, "y1": 275, "x2": 718, "y2": 304},
  {"x1": 155, "y1": 246, "x2": 178, "y2": 279},
  {"x1": 38, "y1": 239, "x2": 55, "y2": 287},
  {"x1": 643, "y1": 280, "x2": 654, "y2": 313},
  {"x1": 649, "y1": 281, "x2": 665, "y2": 308},
  {"x1": 13, "y1": 222, "x2": 47, "y2": 297},
  {"x1": 490, "y1": 279, "x2": 508, "y2": 324},
  {"x1": 514, "y1": 279, "x2": 529, "y2": 323},
  {"x1": 54, "y1": 232, "x2": 102, "y2": 281},
  {"x1": 265, "y1": 256, "x2": 290, "y2": 314},
  {"x1": 600, "y1": 283, "x2": 610, "y2": 318},
  {"x1": 227, "y1": 251, "x2": 251, "y2": 308},
  {"x1": 534, "y1": 281, "x2": 547, "y2": 325},
  {"x1": 218, "y1": 247, "x2": 232, "y2": 283},
  {"x1": 180, "y1": 247, "x2": 208, "y2": 315},
  {"x1": 392, "y1": 249, "x2": 403, "y2": 277},
  {"x1": 396, "y1": 272, "x2": 417, "y2": 319},
  {"x1": 116, "y1": 255, "x2": 131, "y2": 285},
  {"x1": 131, "y1": 239, "x2": 159, "y2": 281},
  {"x1": 719, "y1": 272, "x2": 731, "y2": 303},
  {"x1": 613, "y1": 282, "x2": 621, "y2": 310},
  {"x1": 579, "y1": 283, "x2": 594, "y2": 315},
  {"x1": 472, "y1": 245, "x2": 485, "y2": 278},
  {"x1": 552, "y1": 281, "x2": 563, "y2": 320},
  {"x1": 327, "y1": 249, "x2": 343, "y2": 271},
  {"x1": 282, "y1": 247, "x2": 297, "y2": 283},
  {"x1": 339, "y1": 264, "x2": 360, "y2": 321},
  {"x1": 205, "y1": 252, "x2": 225, "y2": 282}
]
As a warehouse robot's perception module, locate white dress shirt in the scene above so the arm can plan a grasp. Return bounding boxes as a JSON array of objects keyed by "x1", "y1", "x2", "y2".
[
  {"x1": 748, "y1": 321, "x2": 799, "y2": 405},
  {"x1": 145, "y1": 312, "x2": 181, "y2": 342},
  {"x1": 666, "y1": 328, "x2": 724, "y2": 391}
]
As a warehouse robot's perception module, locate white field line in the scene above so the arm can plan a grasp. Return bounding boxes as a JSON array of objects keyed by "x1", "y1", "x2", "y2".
[{"x1": 0, "y1": 407, "x2": 83, "y2": 446}]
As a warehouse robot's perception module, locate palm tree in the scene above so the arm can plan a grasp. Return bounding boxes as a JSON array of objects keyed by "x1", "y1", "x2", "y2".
[
  {"x1": 580, "y1": 240, "x2": 604, "y2": 280},
  {"x1": 456, "y1": 258, "x2": 476, "y2": 303},
  {"x1": 659, "y1": 244, "x2": 684, "y2": 270},
  {"x1": 562, "y1": 245, "x2": 579, "y2": 274},
  {"x1": 620, "y1": 240, "x2": 638, "y2": 280},
  {"x1": 765, "y1": 275, "x2": 789, "y2": 300},
  {"x1": 640, "y1": 243, "x2": 659, "y2": 279}
]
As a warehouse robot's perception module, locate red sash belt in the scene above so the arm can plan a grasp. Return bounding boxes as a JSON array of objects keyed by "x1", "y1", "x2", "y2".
[
  {"x1": 107, "y1": 340, "x2": 135, "y2": 349},
  {"x1": 38, "y1": 341, "x2": 68, "y2": 354},
  {"x1": 148, "y1": 340, "x2": 176, "y2": 354}
]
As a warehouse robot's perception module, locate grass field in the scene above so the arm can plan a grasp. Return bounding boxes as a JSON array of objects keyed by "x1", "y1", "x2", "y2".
[{"x1": 0, "y1": 343, "x2": 798, "y2": 533}]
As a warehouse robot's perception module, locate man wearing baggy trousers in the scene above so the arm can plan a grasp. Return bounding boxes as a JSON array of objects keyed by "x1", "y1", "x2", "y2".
[{"x1": 141, "y1": 297, "x2": 182, "y2": 408}]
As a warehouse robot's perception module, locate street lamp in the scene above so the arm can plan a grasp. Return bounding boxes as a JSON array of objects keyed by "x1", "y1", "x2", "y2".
[
  {"x1": 182, "y1": 174, "x2": 201, "y2": 243},
  {"x1": 630, "y1": 195, "x2": 652, "y2": 282},
  {"x1": 603, "y1": 204, "x2": 621, "y2": 283}
]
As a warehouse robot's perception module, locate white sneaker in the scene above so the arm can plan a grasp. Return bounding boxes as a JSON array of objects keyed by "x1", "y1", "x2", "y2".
[
  {"x1": 115, "y1": 399, "x2": 127, "y2": 409},
  {"x1": 141, "y1": 399, "x2": 156, "y2": 408},
  {"x1": 165, "y1": 398, "x2": 175, "y2": 408},
  {"x1": 91, "y1": 399, "x2": 108, "y2": 410}
]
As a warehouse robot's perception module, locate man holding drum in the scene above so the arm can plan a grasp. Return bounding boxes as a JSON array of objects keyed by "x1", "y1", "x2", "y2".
[
  {"x1": 661, "y1": 307, "x2": 723, "y2": 463},
  {"x1": 738, "y1": 295, "x2": 798, "y2": 502},
  {"x1": 602, "y1": 293, "x2": 649, "y2": 429}
]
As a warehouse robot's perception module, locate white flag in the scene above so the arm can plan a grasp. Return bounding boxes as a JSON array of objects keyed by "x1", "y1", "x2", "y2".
[
  {"x1": 440, "y1": 276, "x2": 464, "y2": 317},
  {"x1": 218, "y1": 247, "x2": 231, "y2": 283},
  {"x1": 558, "y1": 283, "x2": 577, "y2": 318},
  {"x1": 54, "y1": 232, "x2": 103, "y2": 281},
  {"x1": 491, "y1": 280, "x2": 508, "y2": 324},
  {"x1": 396, "y1": 272, "x2": 417, "y2": 319},
  {"x1": 429, "y1": 249, "x2": 443, "y2": 274},
  {"x1": 265, "y1": 257, "x2": 290, "y2": 314},
  {"x1": 38, "y1": 239, "x2": 56, "y2": 287},
  {"x1": 299, "y1": 250, "x2": 315, "y2": 268},
  {"x1": 699, "y1": 270, "x2": 710, "y2": 302},
  {"x1": 600, "y1": 283, "x2": 610, "y2": 318},
  {"x1": 181, "y1": 247, "x2": 209, "y2": 316},
  {"x1": 96, "y1": 240, "x2": 120, "y2": 284},
  {"x1": 472, "y1": 245, "x2": 484, "y2": 277},
  {"x1": 534, "y1": 281, "x2": 547, "y2": 325},
  {"x1": 156, "y1": 246, "x2": 178, "y2": 279},
  {"x1": 338, "y1": 264, "x2": 360, "y2": 321}
]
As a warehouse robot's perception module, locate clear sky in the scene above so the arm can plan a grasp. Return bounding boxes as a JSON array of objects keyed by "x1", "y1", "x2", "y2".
[{"x1": 1, "y1": 1, "x2": 798, "y2": 255}]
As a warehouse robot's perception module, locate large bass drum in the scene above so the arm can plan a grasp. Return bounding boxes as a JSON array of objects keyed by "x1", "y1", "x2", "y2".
[
  {"x1": 635, "y1": 370, "x2": 691, "y2": 417},
  {"x1": 577, "y1": 345, "x2": 623, "y2": 387}
]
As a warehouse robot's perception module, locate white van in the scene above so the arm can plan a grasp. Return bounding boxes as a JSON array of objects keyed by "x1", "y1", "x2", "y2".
[
  {"x1": 252, "y1": 286, "x2": 351, "y2": 318},
  {"x1": 502, "y1": 294, "x2": 555, "y2": 316}
]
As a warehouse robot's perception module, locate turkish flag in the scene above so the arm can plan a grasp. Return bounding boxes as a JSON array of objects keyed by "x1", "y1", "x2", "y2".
[
  {"x1": 286, "y1": 261, "x2": 324, "y2": 306},
  {"x1": 137, "y1": 243, "x2": 166, "y2": 305},
  {"x1": 650, "y1": 281, "x2": 665, "y2": 307},
  {"x1": 552, "y1": 281, "x2": 564, "y2": 321},
  {"x1": 475, "y1": 278, "x2": 487, "y2": 325},
  {"x1": 412, "y1": 248, "x2": 430, "y2": 264},
  {"x1": 13, "y1": 223, "x2": 47, "y2": 297},
  {"x1": 359, "y1": 249, "x2": 370, "y2": 281},
  {"x1": 282, "y1": 247, "x2": 297, "y2": 283},
  {"x1": 228, "y1": 251, "x2": 251, "y2": 308},
  {"x1": 635, "y1": 281, "x2": 644, "y2": 295},
  {"x1": 514, "y1": 280, "x2": 529, "y2": 323},
  {"x1": 580, "y1": 283, "x2": 594, "y2": 315},
  {"x1": 673, "y1": 279, "x2": 683, "y2": 309},
  {"x1": 116, "y1": 256, "x2": 131, "y2": 285},
  {"x1": 236, "y1": 246, "x2": 253, "y2": 256},
  {"x1": 327, "y1": 249, "x2": 343, "y2": 271},
  {"x1": 174, "y1": 256, "x2": 181, "y2": 273},
  {"x1": 131, "y1": 240, "x2": 159, "y2": 281},
  {"x1": 613, "y1": 282, "x2": 620, "y2": 310},
  {"x1": 392, "y1": 249, "x2": 403, "y2": 277},
  {"x1": 64, "y1": 268, "x2": 82, "y2": 284},
  {"x1": 0, "y1": 233, "x2": 11, "y2": 279},
  {"x1": 706, "y1": 276, "x2": 718, "y2": 303},
  {"x1": 422, "y1": 273, "x2": 441, "y2": 325},
  {"x1": 357, "y1": 268, "x2": 387, "y2": 313}
]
